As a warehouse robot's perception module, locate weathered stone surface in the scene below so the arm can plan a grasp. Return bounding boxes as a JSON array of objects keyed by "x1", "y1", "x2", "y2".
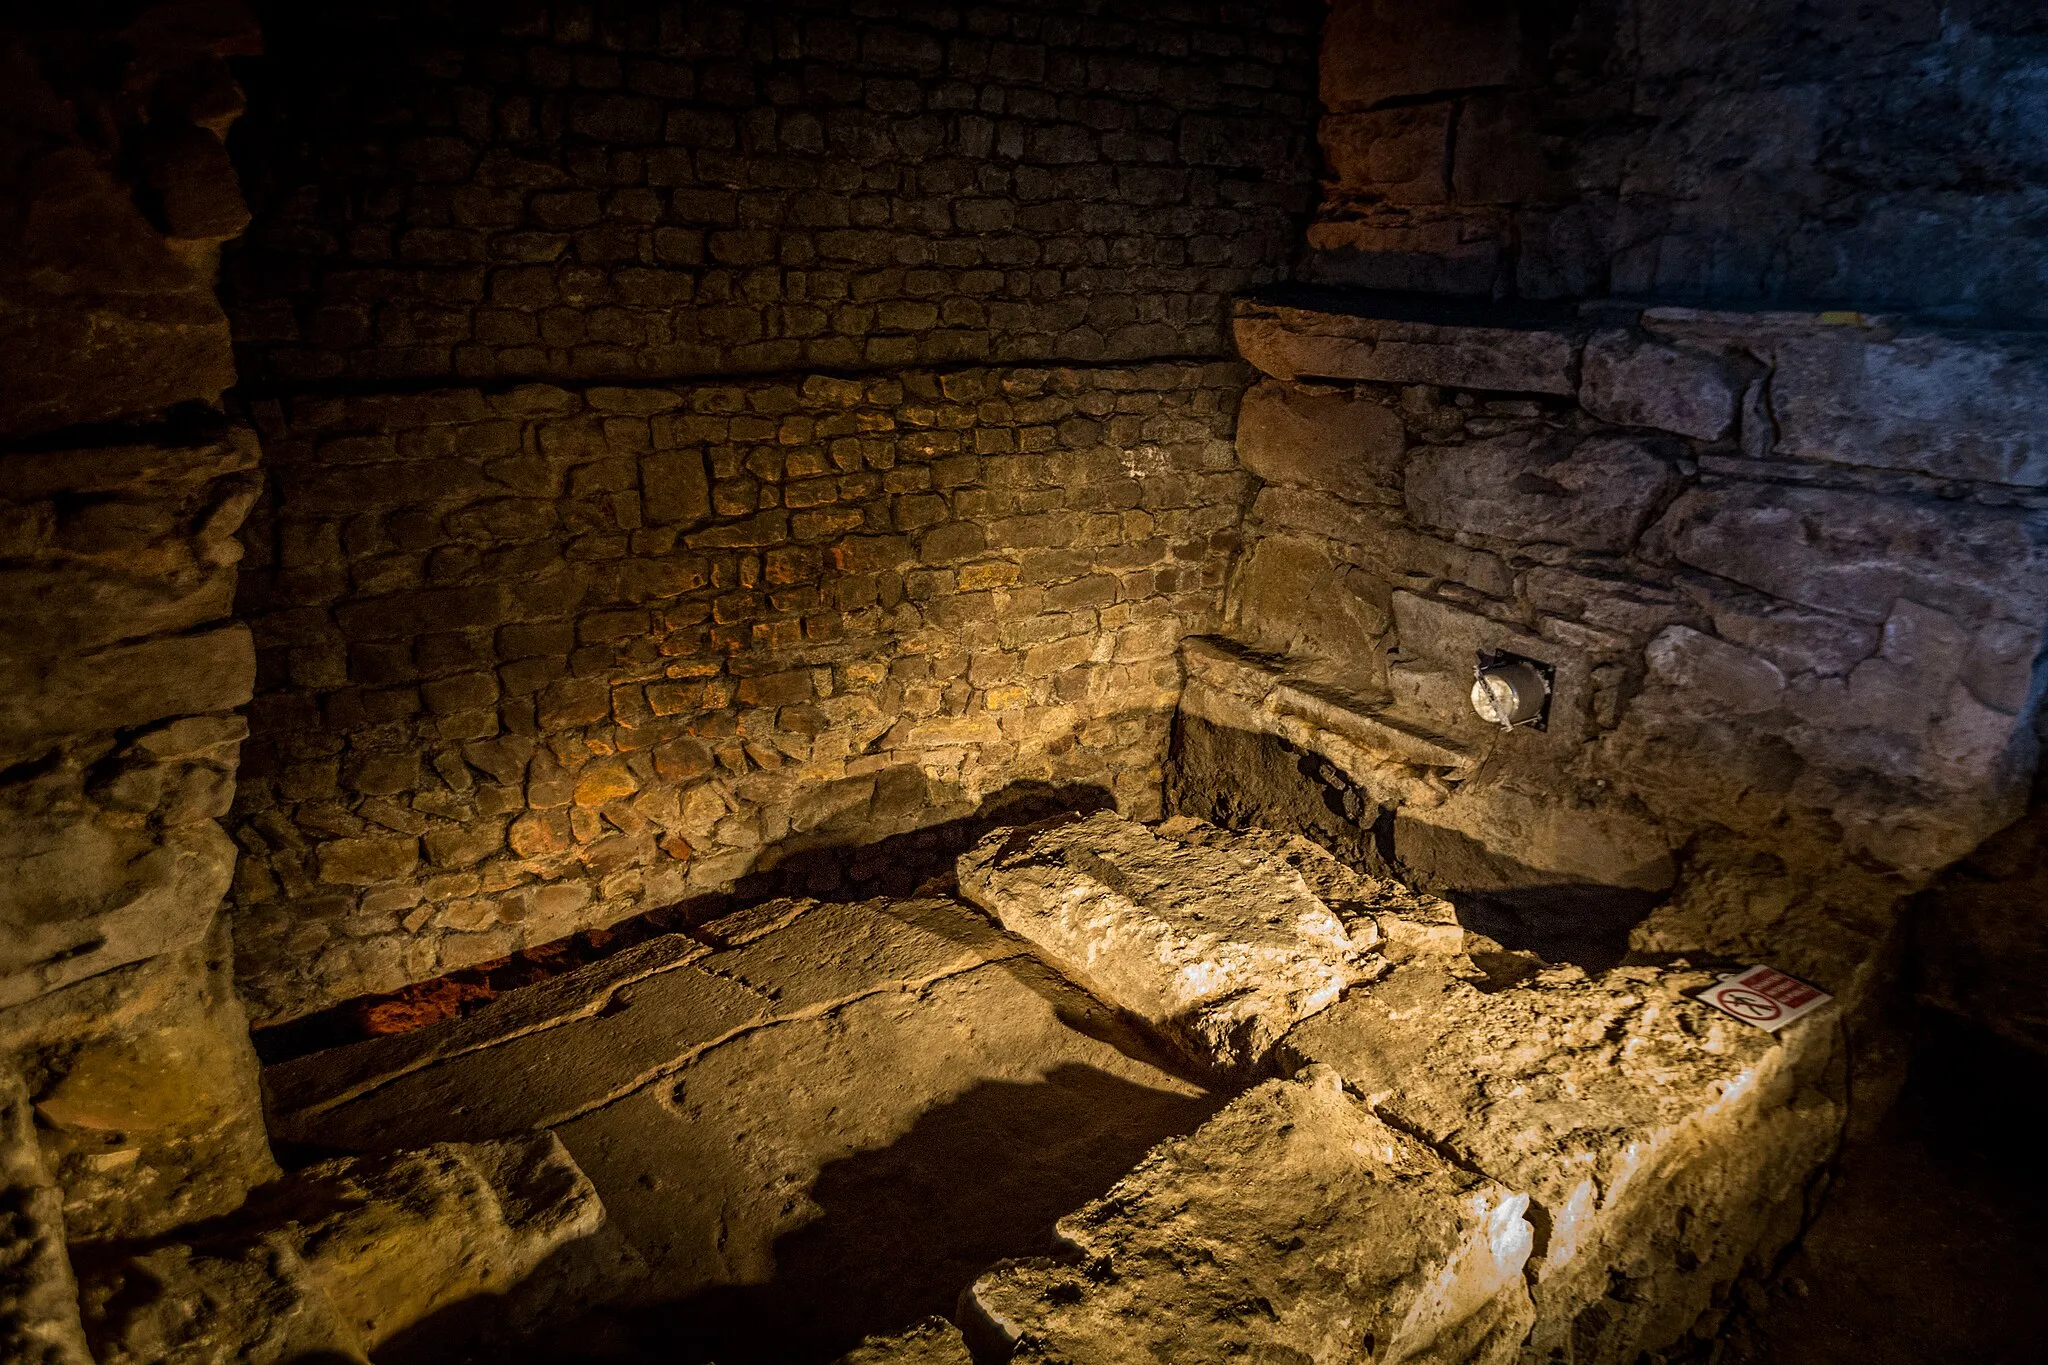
[
  {"x1": 6, "y1": 929, "x2": 276, "y2": 1244},
  {"x1": 272, "y1": 898, "x2": 1212, "y2": 1331},
  {"x1": 0, "y1": 1063, "x2": 92, "y2": 1365},
  {"x1": 1320, "y1": 107, "x2": 1451, "y2": 203},
  {"x1": 1234, "y1": 300, "x2": 1577, "y2": 394},
  {"x1": 964, "y1": 1067, "x2": 1536, "y2": 1365},
  {"x1": 80, "y1": 1236, "x2": 369, "y2": 1365},
  {"x1": 956, "y1": 813, "x2": 1375, "y2": 1071},
  {"x1": 1281, "y1": 964, "x2": 1837, "y2": 1365},
  {"x1": 1653, "y1": 480, "x2": 2048, "y2": 637},
  {"x1": 1179, "y1": 636, "x2": 1476, "y2": 796},
  {"x1": 1762, "y1": 324, "x2": 2048, "y2": 485},
  {"x1": 79, "y1": 1133, "x2": 600, "y2": 1362},
  {"x1": 1235, "y1": 379, "x2": 1407, "y2": 501},
  {"x1": 836, "y1": 1316, "x2": 973, "y2": 1365},
  {"x1": 1405, "y1": 433, "x2": 1681, "y2": 552},
  {"x1": 0, "y1": 626, "x2": 255, "y2": 765},
  {"x1": 1644, "y1": 625, "x2": 1786, "y2": 714},
  {"x1": 1580, "y1": 329, "x2": 1741, "y2": 441},
  {"x1": 1227, "y1": 535, "x2": 1391, "y2": 680},
  {"x1": 245, "y1": 1134, "x2": 603, "y2": 1349}
]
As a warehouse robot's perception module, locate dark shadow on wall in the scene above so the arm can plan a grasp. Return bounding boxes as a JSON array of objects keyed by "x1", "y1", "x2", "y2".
[
  {"x1": 386, "y1": 1065, "x2": 1223, "y2": 1365},
  {"x1": 251, "y1": 778, "x2": 1116, "y2": 1065}
]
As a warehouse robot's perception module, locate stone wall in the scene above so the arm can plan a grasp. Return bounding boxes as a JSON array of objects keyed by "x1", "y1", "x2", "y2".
[
  {"x1": 1309, "y1": 0, "x2": 2048, "y2": 321},
  {"x1": 0, "y1": 0, "x2": 274, "y2": 1289},
  {"x1": 221, "y1": 0, "x2": 1319, "y2": 1023},
  {"x1": 1188, "y1": 297, "x2": 2048, "y2": 919},
  {"x1": 231, "y1": 362, "x2": 1248, "y2": 1022},
  {"x1": 223, "y1": 0, "x2": 1320, "y2": 383}
]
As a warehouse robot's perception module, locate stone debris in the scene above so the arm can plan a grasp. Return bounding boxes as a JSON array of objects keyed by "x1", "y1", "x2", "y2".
[
  {"x1": 77, "y1": 1133, "x2": 603, "y2": 1361},
  {"x1": 1282, "y1": 964, "x2": 1839, "y2": 1365},
  {"x1": 956, "y1": 812, "x2": 1378, "y2": 1071},
  {"x1": 962, "y1": 1067, "x2": 1536, "y2": 1365},
  {"x1": 0, "y1": 1064, "x2": 93, "y2": 1365},
  {"x1": 835, "y1": 1316, "x2": 975, "y2": 1365}
]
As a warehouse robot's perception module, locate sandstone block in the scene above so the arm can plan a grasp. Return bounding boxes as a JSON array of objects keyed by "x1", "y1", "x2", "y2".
[
  {"x1": 1234, "y1": 300, "x2": 1576, "y2": 395},
  {"x1": 1320, "y1": 107, "x2": 1450, "y2": 203},
  {"x1": 1281, "y1": 964, "x2": 1831, "y2": 1364},
  {"x1": 1645, "y1": 625, "x2": 1786, "y2": 714},
  {"x1": 955, "y1": 812, "x2": 1374, "y2": 1071},
  {"x1": 964, "y1": 1068, "x2": 1535, "y2": 1365},
  {"x1": 1580, "y1": 329, "x2": 1740, "y2": 440},
  {"x1": 6, "y1": 931, "x2": 276, "y2": 1243},
  {"x1": 1405, "y1": 432, "x2": 1681, "y2": 552},
  {"x1": 79, "y1": 1134, "x2": 601, "y2": 1361},
  {"x1": 1762, "y1": 323, "x2": 2048, "y2": 485},
  {"x1": 0, "y1": 626, "x2": 256, "y2": 763},
  {"x1": 80, "y1": 1237, "x2": 369, "y2": 1365},
  {"x1": 1235, "y1": 379, "x2": 1406, "y2": 501},
  {"x1": 0, "y1": 1064, "x2": 93, "y2": 1365},
  {"x1": 642, "y1": 449, "x2": 711, "y2": 524},
  {"x1": 317, "y1": 836, "x2": 419, "y2": 886},
  {"x1": 1650, "y1": 482, "x2": 2048, "y2": 628}
]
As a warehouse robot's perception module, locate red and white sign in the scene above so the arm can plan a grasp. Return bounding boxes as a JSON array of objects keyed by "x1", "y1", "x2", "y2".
[{"x1": 1696, "y1": 965, "x2": 1833, "y2": 1032}]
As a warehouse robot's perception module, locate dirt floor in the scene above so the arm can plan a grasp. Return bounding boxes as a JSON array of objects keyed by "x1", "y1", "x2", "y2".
[{"x1": 1715, "y1": 1013, "x2": 2048, "y2": 1365}]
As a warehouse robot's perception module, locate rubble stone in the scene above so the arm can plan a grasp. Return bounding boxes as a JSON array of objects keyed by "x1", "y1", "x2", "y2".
[
  {"x1": 964, "y1": 1067, "x2": 1536, "y2": 1365},
  {"x1": 956, "y1": 813, "x2": 1375, "y2": 1071}
]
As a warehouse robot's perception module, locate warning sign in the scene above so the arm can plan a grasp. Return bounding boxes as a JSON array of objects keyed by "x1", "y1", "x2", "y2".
[{"x1": 1696, "y1": 965, "x2": 1833, "y2": 1033}]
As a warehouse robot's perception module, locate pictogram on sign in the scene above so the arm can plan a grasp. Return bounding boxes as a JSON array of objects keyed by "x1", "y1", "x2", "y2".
[{"x1": 1696, "y1": 964, "x2": 1833, "y2": 1032}]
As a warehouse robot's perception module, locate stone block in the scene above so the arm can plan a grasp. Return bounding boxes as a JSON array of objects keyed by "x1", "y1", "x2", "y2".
[
  {"x1": 1405, "y1": 432, "x2": 1682, "y2": 552},
  {"x1": 1233, "y1": 300, "x2": 1577, "y2": 395},
  {"x1": 642, "y1": 449, "x2": 711, "y2": 524},
  {"x1": 1320, "y1": 107, "x2": 1450, "y2": 204},
  {"x1": 1649, "y1": 482, "x2": 2048, "y2": 629},
  {"x1": 1644, "y1": 625, "x2": 1785, "y2": 714},
  {"x1": 0, "y1": 626, "x2": 256, "y2": 764},
  {"x1": 1757, "y1": 321, "x2": 2048, "y2": 485},
  {"x1": 955, "y1": 812, "x2": 1375, "y2": 1072},
  {"x1": 1227, "y1": 535, "x2": 1390, "y2": 680},
  {"x1": 965, "y1": 1068, "x2": 1535, "y2": 1365},
  {"x1": 79, "y1": 1134, "x2": 602, "y2": 1361},
  {"x1": 80, "y1": 1237, "x2": 369, "y2": 1365},
  {"x1": 1321, "y1": 0, "x2": 1524, "y2": 112},
  {"x1": 3, "y1": 931, "x2": 276, "y2": 1243},
  {"x1": 2, "y1": 798, "x2": 238, "y2": 1008},
  {"x1": 0, "y1": 1064, "x2": 93, "y2": 1365},
  {"x1": 1234, "y1": 379, "x2": 1406, "y2": 501},
  {"x1": 1280, "y1": 963, "x2": 1834, "y2": 1365},
  {"x1": 1580, "y1": 329, "x2": 1741, "y2": 440}
]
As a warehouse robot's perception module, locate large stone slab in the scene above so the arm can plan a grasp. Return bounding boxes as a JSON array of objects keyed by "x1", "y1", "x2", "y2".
[
  {"x1": 963, "y1": 1067, "x2": 1536, "y2": 1365},
  {"x1": 1281, "y1": 964, "x2": 1839, "y2": 1365},
  {"x1": 955, "y1": 812, "x2": 1376, "y2": 1071},
  {"x1": 1234, "y1": 299, "x2": 1577, "y2": 394},
  {"x1": 1405, "y1": 432, "x2": 1683, "y2": 553},
  {"x1": 836, "y1": 1317, "x2": 973, "y2": 1365},
  {"x1": 1235, "y1": 378, "x2": 1408, "y2": 502},
  {"x1": 267, "y1": 897, "x2": 1212, "y2": 1339}
]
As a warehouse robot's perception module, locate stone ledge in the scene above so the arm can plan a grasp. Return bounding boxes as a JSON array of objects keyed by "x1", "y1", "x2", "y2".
[
  {"x1": 1181, "y1": 634, "x2": 1475, "y2": 775},
  {"x1": 1233, "y1": 295, "x2": 1579, "y2": 394}
]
